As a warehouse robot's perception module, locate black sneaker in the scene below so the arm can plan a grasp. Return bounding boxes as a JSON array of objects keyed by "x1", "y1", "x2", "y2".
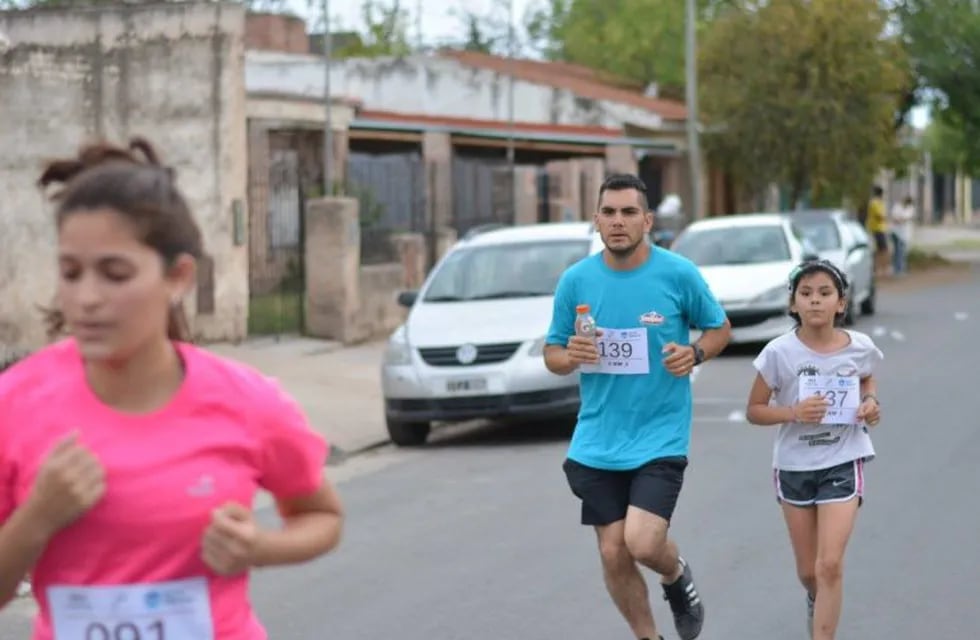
[{"x1": 661, "y1": 557, "x2": 704, "y2": 640}]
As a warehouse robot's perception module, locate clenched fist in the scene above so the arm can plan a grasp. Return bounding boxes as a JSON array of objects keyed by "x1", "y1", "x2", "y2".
[
  {"x1": 793, "y1": 394, "x2": 829, "y2": 424},
  {"x1": 565, "y1": 330, "x2": 603, "y2": 367},
  {"x1": 202, "y1": 502, "x2": 260, "y2": 576},
  {"x1": 26, "y1": 432, "x2": 106, "y2": 536}
]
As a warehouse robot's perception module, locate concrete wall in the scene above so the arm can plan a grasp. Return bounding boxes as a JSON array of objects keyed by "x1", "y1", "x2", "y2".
[
  {"x1": 245, "y1": 52, "x2": 666, "y2": 132},
  {"x1": 304, "y1": 197, "x2": 424, "y2": 345},
  {"x1": 0, "y1": 2, "x2": 249, "y2": 350}
]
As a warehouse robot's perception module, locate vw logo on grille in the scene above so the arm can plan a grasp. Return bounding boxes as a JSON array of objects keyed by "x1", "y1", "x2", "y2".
[{"x1": 456, "y1": 343, "x2": 478, "y2": 365}]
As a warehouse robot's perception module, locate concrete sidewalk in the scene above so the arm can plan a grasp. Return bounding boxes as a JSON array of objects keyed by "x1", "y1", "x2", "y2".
[
  {"x1": 912, "y1": 223, "x2": 980, "y2": 262},
  {"x1": 209, "y1": 336, "x2": 389, "y2": 460}
]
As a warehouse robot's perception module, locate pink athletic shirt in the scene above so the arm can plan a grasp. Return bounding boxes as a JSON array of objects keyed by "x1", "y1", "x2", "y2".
[{"x1": 0, "y1": 339, "x2": 329, "y2": 639}]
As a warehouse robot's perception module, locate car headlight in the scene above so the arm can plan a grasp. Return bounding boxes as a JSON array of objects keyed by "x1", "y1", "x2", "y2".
[
  {"x1": 751, "y1": 285, "x2": 789, "y2": 305},
  {"x1": 528, "y1": 336, "x2": 546, "y2": 357},
  {"x1": 383, "y1": 325, "x2": 412, "y2": 366}
]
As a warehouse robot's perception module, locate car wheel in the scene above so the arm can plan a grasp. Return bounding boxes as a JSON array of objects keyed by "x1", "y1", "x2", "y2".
[
  {"x1": 860, "y1": 280, "x2": 876, "y2": 315},
  {"x1": 386, "y1": 417, "x2": 431, "y2": 446}
]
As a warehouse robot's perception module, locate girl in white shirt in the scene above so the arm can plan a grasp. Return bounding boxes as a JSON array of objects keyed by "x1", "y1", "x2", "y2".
[{"x1": 745, "y1": 260, "x2": 883, "y2": 640}]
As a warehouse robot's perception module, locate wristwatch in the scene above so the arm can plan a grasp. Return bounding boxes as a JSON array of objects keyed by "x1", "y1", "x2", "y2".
[{"x1": 691, "y1": 343, "x2": 705, "y2": 366}]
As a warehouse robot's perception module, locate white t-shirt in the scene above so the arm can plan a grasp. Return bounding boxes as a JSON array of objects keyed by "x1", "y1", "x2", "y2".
[
  {"x1": 890, "y1": 203, "x2": 915, "y2": 244},
  {"x1": 752, "y1": 330, "x2": 884, "y2": 472}
]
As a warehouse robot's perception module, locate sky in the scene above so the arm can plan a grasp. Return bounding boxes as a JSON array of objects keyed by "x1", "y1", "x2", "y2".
[{"x1": 288, "y1": 0, "x2": 535, "y2": 48}]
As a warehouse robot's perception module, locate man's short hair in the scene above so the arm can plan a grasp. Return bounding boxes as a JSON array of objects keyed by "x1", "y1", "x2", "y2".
[{"x1": 598, "y1": 173, "x2": 649, "y2": 211}]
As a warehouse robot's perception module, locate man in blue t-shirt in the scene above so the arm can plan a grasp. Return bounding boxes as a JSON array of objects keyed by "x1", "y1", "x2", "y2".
[{"x1": 544, "y1": 174, "x2": 731, "y2": 640}]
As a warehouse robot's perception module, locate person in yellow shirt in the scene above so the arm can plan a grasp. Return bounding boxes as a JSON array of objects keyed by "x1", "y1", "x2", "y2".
[{"x1": 866, "y1": 186, "x2": 890, "y2": 276}]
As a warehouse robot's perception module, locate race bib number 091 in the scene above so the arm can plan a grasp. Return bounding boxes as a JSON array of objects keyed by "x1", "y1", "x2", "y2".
[
  {"x1": 48, "y1": 577, "x2": 214, "y2": 640},
  {"x1": 82, "y1": 621, "x2": 164, "y2": 640},
  {"x1": 798, "y1": 374, "x2": 860, "y2": 425}
]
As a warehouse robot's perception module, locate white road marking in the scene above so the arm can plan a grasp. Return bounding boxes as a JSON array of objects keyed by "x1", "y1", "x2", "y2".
[
  {"x1": 955, "y1": 312, "x2": 969, "y2": 321},
  {"x1": 872, "y1": 326, "x2": 888, "y2": 337},
  {"x1": 890, "y1": 330, "x2": 906, "y2": 342}
]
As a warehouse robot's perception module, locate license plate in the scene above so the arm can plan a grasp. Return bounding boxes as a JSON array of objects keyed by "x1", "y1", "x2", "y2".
[{"x1": 446, "y1": 378, "x2": 487, "y2": 393}]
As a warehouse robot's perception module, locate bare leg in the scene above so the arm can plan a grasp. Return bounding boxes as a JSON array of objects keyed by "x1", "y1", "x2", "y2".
[
  {"x1": 813, "y1": 499, "x2": 860, "y2": 640},
  {"x1": 623, "y1": 505, "x2": 682, "y2": 583},
  {"x1": 596, "y1": 518, "x2": 659, "y2": 639},
  {"x1": 781, "y1": 503, "x2": 819, "y2": 596}
]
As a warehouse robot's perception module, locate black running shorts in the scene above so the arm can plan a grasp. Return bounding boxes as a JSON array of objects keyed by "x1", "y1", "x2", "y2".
[
  {"x1": 562, "y1": 456, "x2": 688, "y2": 526},
  {"x1": 774, "y1": 459, "x2": 865, "y2": 507}
]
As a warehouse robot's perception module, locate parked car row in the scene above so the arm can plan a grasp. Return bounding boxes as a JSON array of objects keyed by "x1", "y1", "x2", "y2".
[{"x1": 381, "y1": 209, "x2": 876, "y2": 446}]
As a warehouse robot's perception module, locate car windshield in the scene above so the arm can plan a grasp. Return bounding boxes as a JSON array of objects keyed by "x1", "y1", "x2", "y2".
[
  {"x1": 794, "y1": 217, "x2": 842, "y2": 251},
  {"x1": 423, "y1": 240, "x2": 590, "y2": 302},
  {"x1": 672, "y1": 224, "x2": 791, "y2": 266}
]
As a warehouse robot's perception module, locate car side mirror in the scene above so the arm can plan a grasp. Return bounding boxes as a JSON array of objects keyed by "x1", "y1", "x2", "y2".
[
  {"x1": 802, "y1": 252, "x2": 820, "y2": 262},
  {"x1": 848, "y1": 241, "x2": 868, "y2": 254},
  {"x1": 397, "y1": 290, "x2": 419, "y2": 308}
]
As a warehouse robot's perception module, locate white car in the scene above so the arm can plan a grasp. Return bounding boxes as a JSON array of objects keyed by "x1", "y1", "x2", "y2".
[
  {"x1": 381, "y1": 222, "x2": 604, "y2": 446},
  {"x1": 670, "y1": 213, "x2": 820, "y2": 345},
  {"x1": 786, "y1": 209, "x2": 876, "y2": 322}
]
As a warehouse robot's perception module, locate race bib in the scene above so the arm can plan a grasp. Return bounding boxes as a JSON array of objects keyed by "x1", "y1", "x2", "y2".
[
  {"x1": 798, "y1": 374, "x2": 860, "y2": 425},
  {"x1": 582, "y1": 328, "x2": 649, "y2": 375},
  {"x1": 48, "y1": 577, "x2": 214, "y2": 640}
]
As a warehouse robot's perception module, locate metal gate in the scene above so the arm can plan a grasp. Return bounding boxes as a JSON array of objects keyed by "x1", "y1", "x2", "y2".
[
  {"x1": 248, "y1": 149, "x2": 306, "y2": 336},
  {"x1": 452, "y1": 156, "x2": 515, "y2": 235},
  {"x1": 347, "y1": 151, "x2": 427, "y2": 265}
]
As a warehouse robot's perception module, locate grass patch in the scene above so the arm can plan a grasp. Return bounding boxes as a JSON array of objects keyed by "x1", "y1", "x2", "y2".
[
  {"x1": 950, "y1": 237, "x2": 980, "y2": 250},
  {"x1": 907, "y1": 247, "x2": 952, "y2": 271},
  {"x1": 248, "y1": 292, "x2": 304, "y2": 335}
]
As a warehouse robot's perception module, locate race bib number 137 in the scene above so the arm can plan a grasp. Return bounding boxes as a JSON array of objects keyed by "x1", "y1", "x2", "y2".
[{"x1": 798, "y1": 374, "x2": 860, "y2": 425}]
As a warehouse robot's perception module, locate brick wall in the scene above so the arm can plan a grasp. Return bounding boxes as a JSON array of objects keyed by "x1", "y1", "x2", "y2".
[{"x1": 245, "y1": 13, "x2": 308, "y2": 54}]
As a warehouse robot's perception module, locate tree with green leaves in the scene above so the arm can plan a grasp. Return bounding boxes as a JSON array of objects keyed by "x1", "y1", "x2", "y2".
[
  {"x1": 524, "y1": 0, "x2": 738, "y2": 96},
  {"x1": 334, "y1": 0, "x2": 412, "y2": 59},
  {"x1": 698, "y1": 0, "x2": 911, "y2": 208},
  {"x1": 898, "y1": 0, "x2": 980, "y2": 175},
  {"x1": 448, "y1": 0, "x2": 516, "y2": 55}
]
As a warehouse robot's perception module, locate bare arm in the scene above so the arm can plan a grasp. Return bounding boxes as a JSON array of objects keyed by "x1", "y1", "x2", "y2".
[
  {"x1": 745, "y1": 373, "x2": 795, "y2": 426},
  {"x1": 252, "y1": 478, "x2": 345, "y2": 567},
  {"x1": 697, "y1": 319, "x2": 732, "y2": 361},
  {"x1": 746, "y1": 373, "x2": 830, "y2": 426},
  {"x1": 544, "y1": 344, "x2": 577, "y2": 376},
  {"x1": 0, "y1": 504, "x2": 53, "y2": 606},
  {"x1": 543, "y1": 333, "x2": 602, "y2": 376},
  {"x1": 859, "y1": 375, "x2": 877, "y2": 401}
]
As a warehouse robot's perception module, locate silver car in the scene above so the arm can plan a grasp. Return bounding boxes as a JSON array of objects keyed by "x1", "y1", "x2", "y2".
[
  {"x1": 784, "y1": 209, "x2": 877, "y2": 323},
  {"x1": 381, "y1": 222, "x2": 603, "y2": 446}
]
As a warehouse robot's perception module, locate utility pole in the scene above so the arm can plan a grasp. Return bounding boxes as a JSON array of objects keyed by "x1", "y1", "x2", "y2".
[
  {"x1": 322, "y1": 0, "x2": 333, "y2": 196},
  {"x1": 506, "y1": 0, "x2": 516, "y2": 215},
  {"x1": 685, "y1": 0, "x2": 702, "y2": 219}
]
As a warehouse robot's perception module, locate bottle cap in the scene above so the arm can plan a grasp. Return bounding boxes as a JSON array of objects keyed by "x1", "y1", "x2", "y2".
[{"x1": 575, "y1": 304, "x2": 590, "y2": 314}]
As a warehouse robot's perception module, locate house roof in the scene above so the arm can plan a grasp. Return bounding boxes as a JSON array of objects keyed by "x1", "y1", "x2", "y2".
[
  {"x1": 357, "y1": 109, "x2": 623, "y2": 138},
  {"x1": 439, "y1": 49, "x2": 688, "y2": 122},
  {"x1": 352, "y1": 109, "x2": 680, "y2": 153}
]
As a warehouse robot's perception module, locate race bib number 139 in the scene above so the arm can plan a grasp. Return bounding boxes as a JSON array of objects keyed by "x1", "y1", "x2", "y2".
[
  {"x1": 48, "y1": 577, "x2": 214, "y2": 640},
  {"x1": 580, "y1": 328, "x2": 649, "y2": 375}
]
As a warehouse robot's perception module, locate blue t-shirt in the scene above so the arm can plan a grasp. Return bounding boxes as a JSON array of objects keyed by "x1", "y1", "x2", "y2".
[{"x1": 546, "y1": 248, "x2": 727, "y2": 470}]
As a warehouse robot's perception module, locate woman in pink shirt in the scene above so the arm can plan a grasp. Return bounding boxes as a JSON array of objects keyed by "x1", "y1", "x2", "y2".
[{"x1": 0, "y1": 138, "x2": 344, "y2": 639}]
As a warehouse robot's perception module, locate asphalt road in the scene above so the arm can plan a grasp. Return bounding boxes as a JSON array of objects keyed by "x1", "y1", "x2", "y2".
[{"x1": 2, "y1": 266, "x2": 977, "y2": 639}]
